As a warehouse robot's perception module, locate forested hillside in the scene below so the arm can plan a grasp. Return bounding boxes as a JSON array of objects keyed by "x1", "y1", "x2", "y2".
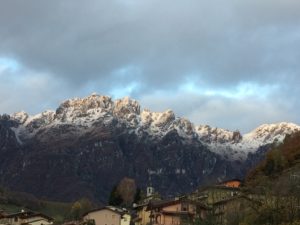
[{"x1": 241, "y1": 132, "x2": 300, "y2": 225}]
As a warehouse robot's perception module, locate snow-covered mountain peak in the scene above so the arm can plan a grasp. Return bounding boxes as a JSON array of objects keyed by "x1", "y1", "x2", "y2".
[
  {"x1": 6, "y1": 94, "x2": 300, "y2": 162},
  {"x1": 24, "y1": 110, "x2": 55, "y2": 131},
  {"x1": 195, "y1": 125, "x2": 242, "y2": 144},
  {"x1": 173, "y1": 118, "x2": 195, "y2": 137},
  {"x1": 10, "y1": 110, "x2": 56, "y2": 142},
  {"x1": 11, "y1": 111, "x2": 29, "y2": 124},
  {"x1": 141, "y1": 109, "x2": 175, "y2": 128},
  {"x1": 113, "y1": 97, "x2": 140, "y2": 116},
  {"x1": 196, "y1": 122, "x2": 300, "y2": 161},
  {"x1": 244, "y1": 122, "x2": 300, "y2": 143},
  {"x1": 111, "y1": 97, "x2": 141, "y2": 126},
  {"x1": 56, "y1": 95, "x2": 113, "y2": 114},
  {"x1": 53, "y1": 94, "x2": 114, "y2": 124}
]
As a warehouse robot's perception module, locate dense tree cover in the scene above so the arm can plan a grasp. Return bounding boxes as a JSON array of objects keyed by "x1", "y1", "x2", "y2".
[
  {"x1": 247, "y1": 132, "x2": 300, "y2": 181},
  {"x1": 133, "y1": 187, "x2": 142, "y2": 203},
  {"x1": 67, "y1": 198, "x2": 95, "y2": 221},
  {"x1": 108, "y1": 185, "x2": 124, "y2": 206},
  {"x1": 0, "y1": 186, "x2": 72, "y2": 224},
  {"x1": 241, "y1": 132, "x2": 300, "y2": 225},
  {"x1": 108, "y1": 177, "x2": 141, "y2": 207}
]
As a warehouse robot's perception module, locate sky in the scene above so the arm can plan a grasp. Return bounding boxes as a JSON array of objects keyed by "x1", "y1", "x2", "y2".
[{"x1": 0, "y1": 0, "x2": 299, "y2": 133}]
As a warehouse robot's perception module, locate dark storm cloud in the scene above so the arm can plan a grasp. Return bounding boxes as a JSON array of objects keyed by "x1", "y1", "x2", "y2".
[
  {"x1": 0, "y1": 0, "x2": 299, "y2": 131},
  {"x1": 0, "y1": 0, "x2": 299, "y2": 88}
]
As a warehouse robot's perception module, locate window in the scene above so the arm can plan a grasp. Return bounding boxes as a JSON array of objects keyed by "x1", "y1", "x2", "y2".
[
  {"x1": 14, "y1": 217, "x2": 18, "y2": 222},
  {"x1": 182, "y1": 203, "x2": 188, "y2": 211}
]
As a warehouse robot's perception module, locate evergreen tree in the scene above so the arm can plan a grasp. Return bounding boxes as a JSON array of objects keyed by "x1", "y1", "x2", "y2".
[
  {"x1": 108, "y1": 185, "x2": 123, "y2": 206},
  {"x1": 133, "y1": 188, "x2": 141, "y2": 203}
]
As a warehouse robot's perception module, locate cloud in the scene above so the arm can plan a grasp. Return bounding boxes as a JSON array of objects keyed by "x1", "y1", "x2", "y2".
[
  {"x1": 140, "y1": 91, "x2": 297, "y2": 134},
  {"x1": 1, "y1": 0, "x2": 300, "y2": 88},
  {"x1": 0, "y1": 0, "x2": 299, "y2": 131}
]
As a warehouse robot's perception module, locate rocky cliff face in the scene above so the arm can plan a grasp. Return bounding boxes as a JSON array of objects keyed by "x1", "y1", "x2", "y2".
[{"x1": 0, "y1": 94, "x2": 299, "y2": 203}]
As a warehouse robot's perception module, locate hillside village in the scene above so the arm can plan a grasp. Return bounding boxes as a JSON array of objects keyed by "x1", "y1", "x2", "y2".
[
  {"x1": 0, "y1": 179, "x2": 248, "y2": 225},
  {"x1": 1, "y1": 175, "x2": 298, "y2": 225},
  {"x1": 131, "y1": 179, "x2": 248, "y2": 225}
]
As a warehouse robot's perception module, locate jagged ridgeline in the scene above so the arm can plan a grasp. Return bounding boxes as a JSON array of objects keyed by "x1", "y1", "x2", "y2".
[{"x1": 0, "y1": 94, "x2": 299, "y2": 203}]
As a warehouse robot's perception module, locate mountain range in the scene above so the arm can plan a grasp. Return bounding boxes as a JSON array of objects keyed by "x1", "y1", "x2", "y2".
[{"x1": 0, "y1": 94, "x2": 299, "y2": 203}]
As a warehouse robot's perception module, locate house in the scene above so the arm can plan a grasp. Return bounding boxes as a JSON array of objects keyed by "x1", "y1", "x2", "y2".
[
  {"x1": 132, "y1": 203, "x2": 151, "y2": 225},
  {"x1": 0, "y1": 210, "x2": 53, "y2": 225},
  {"x1": 219, "y1": 179, "x2": 242, "y2": 188},
  {"x1": 0, "y1": 211, "x2": 6, "y2": 220},
  {"x1": 146, "y1": 198, "x2": 209, "y2": 225},
  {"x1": 82, "y1": 206, "x2": 130, "y2": 225},
  {"x1": 132, "y1": 186, "x2": 162, "y2": 225},
  {"x1": 213, "y1": 195, "x2": 259, "y2": 225},
  {"x1": 189, "y1": 185, "x2": 242, "y2": 205}
]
